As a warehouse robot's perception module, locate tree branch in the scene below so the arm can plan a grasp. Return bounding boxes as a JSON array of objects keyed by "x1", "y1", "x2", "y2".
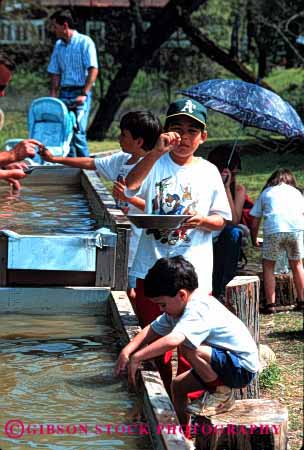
[{"x1": 179, "y1": 16, "x2": 274, "y2": 90}]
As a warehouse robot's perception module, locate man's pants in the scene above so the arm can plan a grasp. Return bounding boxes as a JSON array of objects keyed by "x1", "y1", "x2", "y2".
[{"x1": 60, "y1": 87, "x2": 92, "y2": 157}]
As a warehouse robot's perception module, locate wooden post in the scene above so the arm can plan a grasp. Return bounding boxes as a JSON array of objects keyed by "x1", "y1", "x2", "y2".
[
  {"x1": 225, "y1": 275, "x2": 260, "y2": 399},
  {"x1": 195, "y1": 399, "x2": 288, "y2": 450},
  {"x1": 237, "y1": 264, "x2": 297, "y2": 310}
]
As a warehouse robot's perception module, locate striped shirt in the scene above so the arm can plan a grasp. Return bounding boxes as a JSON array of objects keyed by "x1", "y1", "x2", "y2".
[{"x1": 48, "y1": 30, "x2": 98, "y2": 87}]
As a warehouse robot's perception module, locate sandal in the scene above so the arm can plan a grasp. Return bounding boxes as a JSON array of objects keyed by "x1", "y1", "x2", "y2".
[{"x1": 262, "y1": 304, "x2": 277, "y2": 314}]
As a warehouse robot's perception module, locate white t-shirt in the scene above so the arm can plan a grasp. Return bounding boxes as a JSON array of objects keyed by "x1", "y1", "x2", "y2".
[
  {"x1": 250, "y1": 183, "x2": 304, "y2": 235},
  {"x1": 129, "y1": 154, "x2": 231, "y2": 294},
  {"x1": 94, "y1": 151, "x2": 143, "y2": 267},
  {"x1": 151, "y1": 291, "x2": 259, "y2": 373}
]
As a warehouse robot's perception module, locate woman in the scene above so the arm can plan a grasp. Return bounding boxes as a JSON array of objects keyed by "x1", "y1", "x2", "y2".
[{"x1": 208, "y1": 146, "x2": 246, "y2": 299}]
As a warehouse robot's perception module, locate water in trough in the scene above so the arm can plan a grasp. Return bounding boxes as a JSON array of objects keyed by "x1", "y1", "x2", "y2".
[
  {"x1": 0, "y1": 184, "x2": 97, "y2": 235},
  {"x1": 0, "y1": 313, "x2": 151, "y2": 449}
]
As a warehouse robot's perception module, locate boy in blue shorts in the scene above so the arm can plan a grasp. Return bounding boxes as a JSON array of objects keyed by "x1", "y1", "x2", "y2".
[
  {"x1": 116, "y1": 256, "x2": 259, "y2": 426},
  {"x1": 39, "y1": 111, "x2": 162, "y2": 295}
]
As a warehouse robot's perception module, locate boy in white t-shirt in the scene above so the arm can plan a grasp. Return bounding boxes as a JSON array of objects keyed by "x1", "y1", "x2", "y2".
[
  {"x1": 39, "y1": 111, "x2": 162, "y2": 294},
  {"x1": 124, "y1": 98, "x2": 231, "y2": 392},
  {"x1": 116, "y1": 256, "x2": 259, "y2": 430}
]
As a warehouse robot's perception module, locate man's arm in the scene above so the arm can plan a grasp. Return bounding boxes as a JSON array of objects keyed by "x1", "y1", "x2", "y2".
[
  {"x1": 82, "y1": 67, "x2": 98, "y2": 96},
  {"x1": 0, "y1": 139, "x2": 40, "y2": 166},
  {"x1": 49, "y1": 74, "x2": 61, "y2": 98},
  {"x1": 125, "y1": 132, "x2": 181, "y2": 190}
]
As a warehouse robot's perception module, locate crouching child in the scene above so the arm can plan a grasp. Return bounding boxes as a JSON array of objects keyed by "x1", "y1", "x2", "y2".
[{"x1": 115, "y1": 255, "x2": 259, "y2": 428}]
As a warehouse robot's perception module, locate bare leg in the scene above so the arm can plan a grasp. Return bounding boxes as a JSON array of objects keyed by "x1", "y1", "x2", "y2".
[
  {"x1": 182, "y1": 345, "x2": 218, "y2": 382},
  {"x1": 263, "y1": 259, "x2": 276, "y2": 305},
  {"x1": 171, "y1": 369, "x2": 204, "y2": 427},
  {"x1": 289, "y1": 259, "x2": 304, "y2": 302}
]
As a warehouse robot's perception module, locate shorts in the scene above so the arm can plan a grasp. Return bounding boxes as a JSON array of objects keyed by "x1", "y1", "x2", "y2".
[
  {"x1": 263, "y1": 231, "x2": 303, "y2": 261},
  {"x1": 191, "y1": 347, "x2": 256, "y2": 389}
]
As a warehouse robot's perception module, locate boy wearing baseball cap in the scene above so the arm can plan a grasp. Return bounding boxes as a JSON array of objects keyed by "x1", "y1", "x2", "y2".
[{"x1": 124, "y1": 98, "x2": 232, "y2": 394}]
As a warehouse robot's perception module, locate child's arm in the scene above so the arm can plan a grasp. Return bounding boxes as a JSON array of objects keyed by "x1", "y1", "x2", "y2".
[
  {"x1": 112, "y1": 180, "x2": 145, "y2": 211},
  {"x1": 115, "y1": 324, "x2": 159, "y2": 376},
  {"x1": 125, "y1": 132, "x2": 181, "y2": 190},
  {"x1": 39, "y1": 147, "x2": 95, "y2": 170},
  {"x1": 250, "y1": 217, "x2": 261, "y2": 246},
  {"x1": 128, "y1": 330, "x2": 185, "y2": 386}
]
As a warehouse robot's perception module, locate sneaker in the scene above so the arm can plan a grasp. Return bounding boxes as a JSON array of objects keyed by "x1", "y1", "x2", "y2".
[{"x1": 186, "y1": 385, "x2": 235, "y2": 417}]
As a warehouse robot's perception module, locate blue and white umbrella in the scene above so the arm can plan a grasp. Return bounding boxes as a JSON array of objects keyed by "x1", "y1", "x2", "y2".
[{"x1": 179, "y1": 79, "x2": 304, "y2": 139}]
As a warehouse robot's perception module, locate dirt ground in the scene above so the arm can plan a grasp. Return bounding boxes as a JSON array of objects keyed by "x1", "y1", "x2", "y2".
[{"x1": 259, "y1": 311, "x2": 303, "y2": 450}]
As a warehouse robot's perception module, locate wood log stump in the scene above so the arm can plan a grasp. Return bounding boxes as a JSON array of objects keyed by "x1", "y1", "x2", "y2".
[
  {"x1": 225, "y1": 276, "x2": 260, "y2": 399},
  {"x1": 237, "y1": 264, "x2": 297, "y2": 310},
  {"x1": 194, "y1": 399, "x2": 288, "y2": 450}
]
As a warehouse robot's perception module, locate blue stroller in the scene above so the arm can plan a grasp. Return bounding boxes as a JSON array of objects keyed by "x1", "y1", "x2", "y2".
[{"x1": 5, "y1": 97, "x2": 76, "y2": 165}]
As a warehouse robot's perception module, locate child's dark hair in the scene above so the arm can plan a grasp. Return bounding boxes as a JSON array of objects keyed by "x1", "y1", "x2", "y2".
[
  {"x1": 0, "y1": 52, "x2": 16, "y2": 71},
  {"x1": 207, "y1": 146, "x2": 241, "y2": 172},
  {"x1": 120, "y1": 111, "x2": 162, "y2": 151},
  {"x1": 50, "y1": 9, "x2": 75, "y2": 28},
  {"x1": 207, "y1": 146, "x2": 241, "y2": 198},
  {"x1": 262, "y1": 168, "x2": 298, "y2": 191},
  {"x1": 144, "y1": 256, "x2": 198, "y2": 298}
]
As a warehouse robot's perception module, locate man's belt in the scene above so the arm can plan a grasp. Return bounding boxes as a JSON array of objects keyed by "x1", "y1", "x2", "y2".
[{"x1": 60, "y1": 86, "x2": 84, "y2": 92}]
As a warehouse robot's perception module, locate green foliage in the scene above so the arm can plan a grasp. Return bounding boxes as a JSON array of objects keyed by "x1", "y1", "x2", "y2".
[{"x1": 259, "y1": 362, "x2": 281, "y2": 389}]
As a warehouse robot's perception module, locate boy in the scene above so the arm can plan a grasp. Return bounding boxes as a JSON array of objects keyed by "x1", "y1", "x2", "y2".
[
  {"x1": 116, "y1": 256, "x2": 259, "y2": 427},
  {"x1": 39, "y1": 111, "x2": 162, "y2": 292},
  {"x1": 124, "y1": 98, "x2": 231, "y2": 391}
]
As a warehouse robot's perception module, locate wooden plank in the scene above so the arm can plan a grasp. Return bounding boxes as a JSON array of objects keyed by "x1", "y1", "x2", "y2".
[
  {"x1": 81, "y1": 170, "x2": 131, "y2": 290},
  {"x1": 7, "y1": 269, "x2": 96, "y2": 286},
  {"x1": 109, "y1": 291, "x2": 190, "y2": 450},
  {"x1": 195, "y1": 399, "x2": 288, "y2": 450},
  {"x1": 225, "y1": 276, "x2": 260, "y2": 399},
  {"x1": 95, "y1": 245, "x2": 116, "y2": 287},
  {"x1": 0, "y1": 235, "x2": 8, "y2": 286},
  {"x1": 0, "y1": 287, "x2": 110, "y2": 314}
]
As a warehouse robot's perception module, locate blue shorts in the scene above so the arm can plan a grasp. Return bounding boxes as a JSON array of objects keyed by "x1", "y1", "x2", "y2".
[{"x1": 192, "y1": 347, "x2": 256, "y2": 389}]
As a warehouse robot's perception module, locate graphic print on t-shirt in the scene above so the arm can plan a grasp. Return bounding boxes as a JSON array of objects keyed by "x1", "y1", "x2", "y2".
[{"x1": 147, "y1": 175, "x2": 198, "y2": 245}]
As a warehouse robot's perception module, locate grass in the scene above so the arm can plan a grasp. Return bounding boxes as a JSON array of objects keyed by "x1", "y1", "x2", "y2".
[{"x1": 259, "y1": 312, "x2": 303, "y2": 450}]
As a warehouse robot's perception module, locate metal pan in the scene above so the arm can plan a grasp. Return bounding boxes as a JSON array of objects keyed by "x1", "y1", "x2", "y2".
[{"x1": 127, "y1": 214, "x2": 190, "y2": 229}]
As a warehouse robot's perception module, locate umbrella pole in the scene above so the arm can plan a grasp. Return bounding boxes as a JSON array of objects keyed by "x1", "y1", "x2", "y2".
[{"x1": 227, "y1": 115, "x2": 247, "y2": 168}]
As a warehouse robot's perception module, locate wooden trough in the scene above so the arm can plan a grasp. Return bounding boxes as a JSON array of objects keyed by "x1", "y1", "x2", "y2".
[
  {"x1": 0, "y1": 166, "x2": 131, "y2": 290},
  {"x1": 0, "y1": 287, "x2": 189, "y2": 450}
]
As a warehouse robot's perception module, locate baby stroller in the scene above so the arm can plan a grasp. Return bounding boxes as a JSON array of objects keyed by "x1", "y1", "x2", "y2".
[{"x1": 4, "y1": 97, "x2": 76, "y2": 165}]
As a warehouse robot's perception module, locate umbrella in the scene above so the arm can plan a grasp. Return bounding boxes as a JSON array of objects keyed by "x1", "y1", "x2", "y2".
[{"x1": 179, "y1": 79, "x2": 304, "y2": 140}]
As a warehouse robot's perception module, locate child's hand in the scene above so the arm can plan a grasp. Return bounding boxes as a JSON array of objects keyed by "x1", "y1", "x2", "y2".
[
  {"x1": 115, "y1": 349, "x2": 130, "y2": 376},
  {"x1": 11, "y1": 139, "x2": 41, "y2": 161},
  {"x1": 221, "y1": 168, "x2": 231, "y2": 187},
  {"x1": 128, "y1": 355, "x2": 141, "y2": 387},
  {"x1": 154, "y1": 132, "x2": 181, "y2": 155},
  {"x1": 38, "y1": 146, "x2": 54, "y2": 162},
  {"x1": 113, "y1": 180, "x2": 128, "y2": 202},
  {"x1": 181, "y1": 213, "x2": 201, "y2": 229},
  {"x1": 252, "y1": 239, "x2": 261, "y2": 248}
]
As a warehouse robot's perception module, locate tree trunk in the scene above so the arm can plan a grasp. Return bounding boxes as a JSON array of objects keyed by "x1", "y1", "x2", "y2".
[
  {"x1": 88, "y1": 0, "x2": 207, "y2": 140},
  {"x1": 180, "y1": 17, "x2": 273, "y2": 89},
  {"x1": 195, "y1": 399, "x2": 288, "y2": 450},
  {"x1": 225, "y1": 275, "x2": 260, "y2": 400}
]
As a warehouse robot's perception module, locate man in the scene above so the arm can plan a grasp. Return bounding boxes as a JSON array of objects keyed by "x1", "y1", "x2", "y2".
[
  {"x1": 0, "y1": 52, "x2": 41, "y2": 189},
  {"x1": 48, "y1": 9, "x2": 98, "y2": 157}
]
